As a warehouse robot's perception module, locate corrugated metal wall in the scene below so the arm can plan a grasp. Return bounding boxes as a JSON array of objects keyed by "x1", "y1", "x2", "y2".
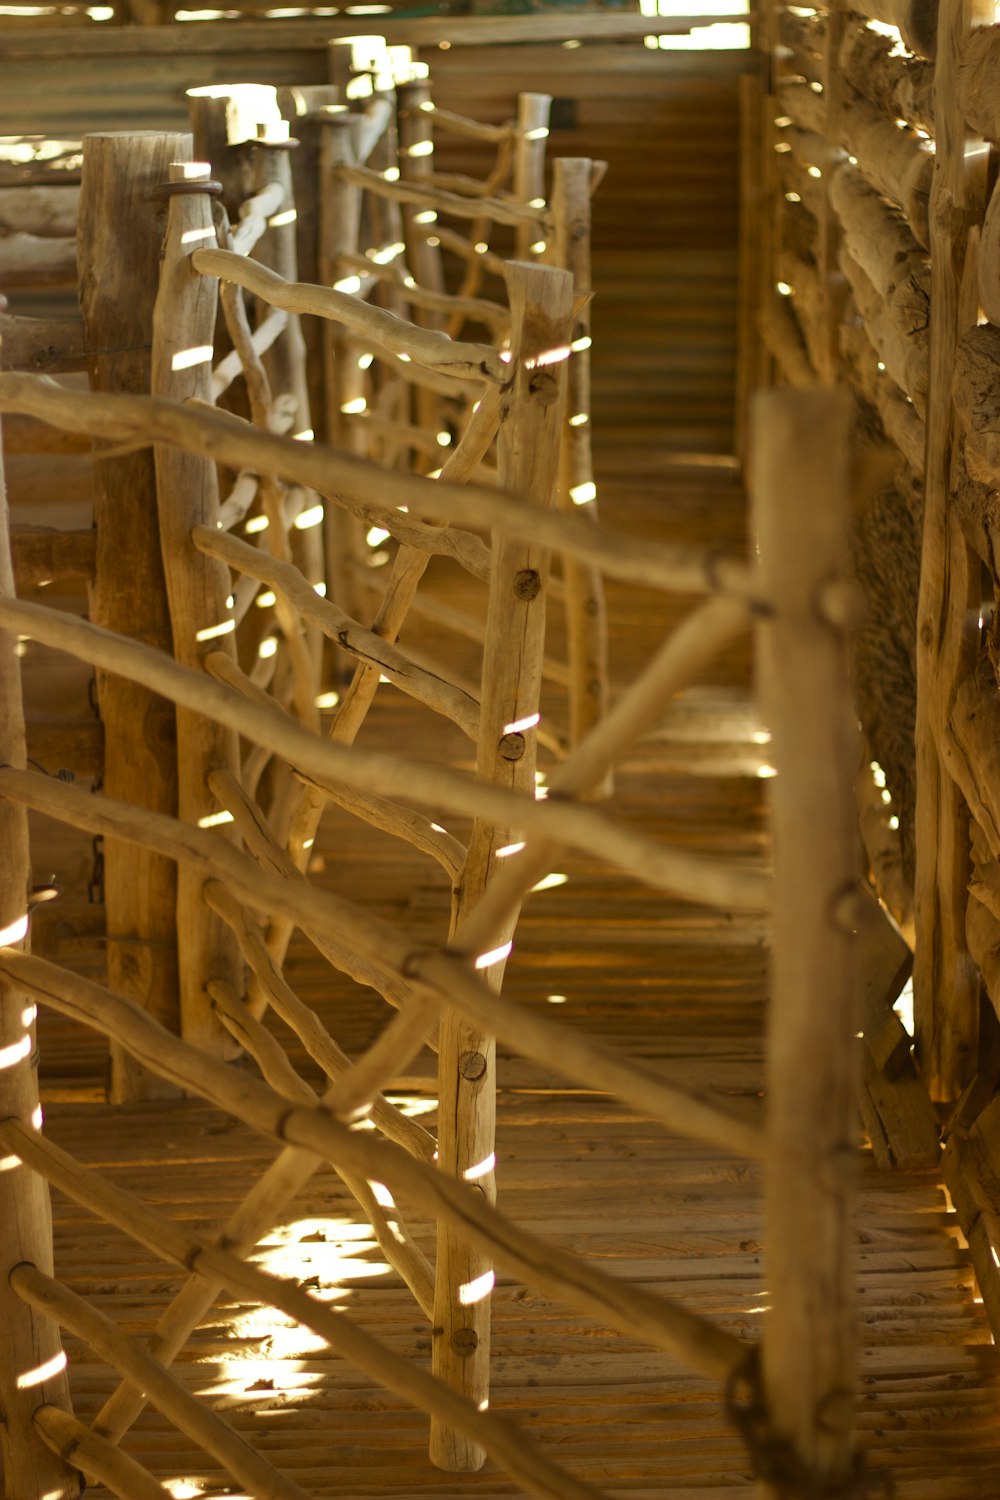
[{"x1": 0, "y1": 27, "x2": 748, "y2": 456}]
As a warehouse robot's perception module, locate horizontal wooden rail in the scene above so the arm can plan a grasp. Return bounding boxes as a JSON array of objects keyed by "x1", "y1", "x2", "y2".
[
  {"x1": 0, "y1": 313, "x2": 86, "y2": 373},
  {"x1": 0, "y1": 1002, "x2": 753, "y2": 1386},
  {"x1": 419, "y1": 105, "x2": 513, "y2": 145},
  {"x1": 192, "y1": 248, "x2": 508, "y2": 384},
  {"x1": 14, "y1": 1266, "x2": 314, "y2": 1500},
  {"x1": 0, "y1": 230, "x2": 76, "y2": 289},
  {"x1": 10, "y1": 524, "x2": 95, "y2": 588},
  {"x1": 336, "y1": 250, "x2": 510, "y2": 329},
  {"x1": 336, "y1": 162, "x2": 547, "y2": 231},
  {"x1": 0, "y1": 373, "x2": 753, "y2": 595}
]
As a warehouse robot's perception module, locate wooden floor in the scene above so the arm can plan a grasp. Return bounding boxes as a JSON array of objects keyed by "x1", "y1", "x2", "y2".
[{"x1": 26, "y1": 456, "x2": 1000, "y2": 1499}]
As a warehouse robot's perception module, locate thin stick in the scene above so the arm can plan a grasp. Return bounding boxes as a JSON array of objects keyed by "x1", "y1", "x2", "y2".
[
  {"x1": 211, "y1": 306, "x2": 288, "y2": 400},
  {"x1": 32, "y1": 1407, "x2": 168, "y2": 1500},
  {"x1": 193, "y1": 247, "x2": 507, "y2": 384},
  {"x1": 336, "y1": 161, "x2": 547, "y2": 230}
]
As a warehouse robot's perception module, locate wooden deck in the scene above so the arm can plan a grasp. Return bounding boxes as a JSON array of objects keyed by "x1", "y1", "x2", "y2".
[{"x1": 27, "y1": 458, "x2": 1000, "y2": 1499}]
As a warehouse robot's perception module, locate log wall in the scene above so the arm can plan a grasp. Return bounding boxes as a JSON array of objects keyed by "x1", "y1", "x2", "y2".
[{"x1": 743, "y1": 0, "x2": 1000, "y2": 1112}]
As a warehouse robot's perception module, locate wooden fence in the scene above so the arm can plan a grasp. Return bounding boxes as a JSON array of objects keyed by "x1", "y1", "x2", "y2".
[
  {"x1": 742, "y1": 0, "x2": 1000, "y2": 1338},
  {"x1": 1, "y1": 45, "x2": 864, "y2": 1500}
]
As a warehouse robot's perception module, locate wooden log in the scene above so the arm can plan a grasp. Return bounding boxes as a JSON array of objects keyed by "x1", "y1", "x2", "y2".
[
  {"x1": 0, "y1": 230, "x2": 76, "y2": 290},
  {"x1": 552, "y1": 159, "x2": 610, "y2": 776},
  {"x1": 839, "y1": 312, "x2": 927, "y2": 474},
  {"x1": 829, "y1": 163, "x2": 931, "y2": 311},
  {"x1": 151, "y1": 157, "x2": 242, "y2": 1061},
  {"x1": 25, "y1": 715, "x2": 103, "y2": 779},
  {"x1": 0, "y1": 313, "x2": 85, "y2": 373},
  {"x1": 10, "y1": 524, "x2": 94, "y2": 589},
  {"x1": 839, "y1": 19, "x2": 935, "y2": 136},
  {"x1": 759, "y1": 290, "x2": 817, "y2": 387},
  {"x1": 775, "y1": 247, "x2": 830, "y2": 376},
  {"x1": 957, "y1": 24, "x2": 1000, "y2": 139},
  {"x1": 78, "y1": 130, "x2": 183, "y2": 1104},
  {"x1": 431, "y1": 262, "x2": 571, "y2": 1472},
  {"x1": 13, "y1": 1266, "x2": 315, "y2": 1500},
  {"x1": 338, "y1": 160, "x2": 547, "y2": 233},
  {"x1": 967, "y1": 887, "x2": 1000, "y2": 1022},
  {"x1": 0, "y1": 185, "x2": 79, "y2": 237},
  {"x1": 32, "y1": 1407, "x2": 167, "y2": 1500},
  {"x1": 913, "y1": 0, "x2": 991, "y2": 1101},
  {"x1": 943, "y1": 1130, "x2": 1000, "y2": 1343},
  {"x1": 843, "y1": 0, "x2": 939, "y2": 58},
  {"x1": 193, "y1": 246, "x2": 506, "y2": 385},
  {"x1": 838, "y1": 242, "x2": 929, "y2": 408},
  {"x1": 954, "y1": 323, "x2": 1000, "y2": 482},
  {"x1": 752, "y1": 390, "x2": 859, "y2": 1494},
  {"x1": 0, "y1": 372, "x2": 754, "y2": 597},
  {"x1": 513, "y1": 93, "x2": 551, "y2": 260},
  {"x1": 0, "y1": 439, "x2": 80, "y2": 1500},
  {"x1": 0, "y1": 983, "x2": 752, "y2": 1387},
  {"x1": 837, "y1": 89, "x2": 935, "y2": 247},
  {"x1": 335, "y1": 251, "x2": 509, "y2": 330},
  {"x1": 397, "y1": 78, "x2": 445, "y2": 308},
  {"x1": 777, "y1": 5, "x2": 826, "y2": 81},
  {"x1": 979, "y1": 177, "x2": 1000, "y2": 327},
  {"x1": 778, "y1": 78, "x2": 826, "y2": 137}
]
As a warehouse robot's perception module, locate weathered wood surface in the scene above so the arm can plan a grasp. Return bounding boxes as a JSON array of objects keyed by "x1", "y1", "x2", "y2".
[
  {"x1": 839, "y1": 20, "x2": 935, "y2": 136},
  {"x1": 753, "y1": 390, "x2": 860, "y2": 1494},
  {"x1": 78, "y1": 130, "x2": 183, "y2": 1103},
  {"x1": 957, "y1": 24, "x2": 1000, "y2": 140},
  {"x1": 150, "y1": 157, "x2": 243, "y2": 1061},
  {"x1": 842, "y1": 0, "x2": 939, "y2": 58},
  {"x1": 0, "y1": 313, "x2": 85, "y2": 373},
  {"x1": 913, "y1": 0, "x2": 991, "y2": 1101},
  {"x1": 0, "y1": 438, "x2": 80, "y2": 1500}
]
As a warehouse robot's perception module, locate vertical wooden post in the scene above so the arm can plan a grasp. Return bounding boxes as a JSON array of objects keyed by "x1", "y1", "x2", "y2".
[
  {"x1": 78, "y1": 132, "x2": 183, "y2": 1102},
  {"x1": 0, "y1": 438, "x2": 81, "y2": 1500},
  {"x1": 318, "y1": 111, "x2": 370, "y2": 624},
  {"x1": 151, "y1": 156, "x2": 243, "y2": 1059},
  {"x1": 753, "y1": 388, "x2": 859, "y2": 1495},
  {"x1": 513, "y1": 94, "x2": 552, "y2": 260},
  {"x1": 430, "y1": 261, "x2": 574, "y2": 1473},
  {"x1": 396, "y1": 77, "x2": 445, "y2": 306},
  {"x1": 913, "y1": 0, "x2": 990, "y2": 1100},
  {"x1": 551, "y1": 158, "x2": 610, "y2": 777}
]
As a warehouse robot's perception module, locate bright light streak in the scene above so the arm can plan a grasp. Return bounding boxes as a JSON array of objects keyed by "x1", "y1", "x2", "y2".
[
  {"x1": 16, "y1": 1351, "x2": 67, "y2": 1390},
  {"x1": 334, "y1": 275, "x2": 363, "y2": 294},
  {"x1": 0, "y1": 914, "x2": 29, "y2": 947},
  {"x1": 530, "y1": 240, "x2": 547, "y2": 254},
  {"x1": 459, "y1": 1269, "x2": 495, "y2": 1305},
  {"x1": 407, "y1": 140, "x2": 434, "y2": 157},
  {"x1": 0, "y1": 1155, "x2": 21, "y2": 1172},
  {"x1": 358, "y1": 352, "x2": 375, "y2": 370},
  {"x1": 436, "y1": 430, "x2": 452, "y2": 447},
  {"x1": 197, "y1": 810, "x2": 234, "y2": 829},
  {"x1": 245, "y1": 514, "x2": 269, "y2": 534},
  {"x1": 21, "y1": 1005, "x2": 37, "y2": 1028},
  {"x1": 571, "y1": 334, "x2": 592, "y2": 353},
  {"x1": 547, "y1": 994, "x2": 567, "y2": 1005},
  {"x1": 269, "y1": 208, "x2": 297, "y2": 228},
  {"x1": 756, "y1": 764, "x2": 777, "y2": 778},
  {"x1": 496, "y1": 841, "x2": 526, "y2": 859},
  {"x1": 464, "y1": 1152, "x2": 496, "y2": 1180},
  {"x1": 314, "y1": 581, "x2": 327, "y2": 596},
  {"x1": 570, "y1": 482, "x2": 597, "y2": 506},
  {"x1": 530, "y1": 872, "x2": 568, "y2": 893},
  {"x1": 341, "y1": 397, "x2": 367, "y2": 415},
  {"x1": 366, "y1": 526, "x2": 391, "y2": 547},
  {"x1": 0, "y1": 1036, "x2": 31, "y2": 1071},
  {"x1": 195, "y1": 619, "x2": 236, "y2": 642},
  {"x1": 525, "y1": 126, "x2": 549, "y2": 140},
  {"x1": 383, "y1": 167, "x2": 401, "y2": 182},
  {"x1": 256, "y1": 590, "x2": 277, "y2": 608},
  {"x1": 776, "y1": 281, "x2": 792, "y2": 297},
  {"x1": 504, "y1": 712, "x2": 540, "y2": 735},
  {"x1": 568, "y1": 412, "x2": 588, "y2": 427},
  {"x1": 315, "y1": 691, "x2": 341, "y2": 709},
  {"x1": 259, "y1": 638, "x2": 279, "y2": 659},
  {"x1": 170, "y1": 344, "x2": 213, "y2": 372},
  {"x1": 474, "y1": 941, "x2": 512, "y2": 971},
  {"x1": 294, "y1": 504, "x2": 325, "y2": 530},
  {"x1": 180, "y1": 227, "x2": 215, "y2": 245},
  {"x1": 474, "y1": 241, "x2": 489, "y2": 254}
]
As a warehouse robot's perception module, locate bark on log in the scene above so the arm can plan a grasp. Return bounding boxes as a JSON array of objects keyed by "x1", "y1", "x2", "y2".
[
  {"x1": 957, "y1": 24, "x2": 1000, "y2": 140},
  {"x1": 0, "y1": 313, "x2": 85, "y2": 373},
  {"x1": 954, "y1": 323, "x2": 1000, "y2": 482},
  {"x1": 513, "y1": 93, "x2": 551, "y2": 260},
  {"x1": 846, "y1": 0, "x2": 939, "y2": 58},
  {"x1": 839, "y1": 19, "x2": 935, "y2": 135},
  {"x1": 840, "y1": 310, "x2": 926, "y2": 474},
  {"x1": 838, "y1": 243, "x2": 928, "y2": 408},
  {"x1": 78, "y1": 130, "x2": 183, "y2": 1102},
  {"x1": 837, "y1": 88, "x2": 934, "y2": 248},
  {"x1": 829, "y1": 164, "x2": 930, "y2": 313},
  {"x1": 0, "y1": 185, "x2": 79, "y2": 237},
  {"x1": 978, "y1": 176, "x2": 1000, "y2": 326}
]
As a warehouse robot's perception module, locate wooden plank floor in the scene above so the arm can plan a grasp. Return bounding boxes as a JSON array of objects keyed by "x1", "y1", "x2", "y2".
[{"x1": 25, "y1": 457, "x2": 1000, "y2": 1499}]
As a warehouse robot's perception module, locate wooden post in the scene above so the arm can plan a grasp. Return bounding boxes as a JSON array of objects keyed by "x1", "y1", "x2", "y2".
[
  {"x1": 913, "y1": 0, "x2": 990, "y2": 1099},
  {"x1": 77, "y1": 130, "x2": 183, "y2": 1104},
  {"x1": 430, "y1": 261, "x2": 574, "y2": 1472},
  {"x1": 151, "y1": 156, "x2": 244, "y2": 1059},
  {"x1": 396, "y1": 77, "x2": 445, "y2": 306},
  {"x1": 513, "y1": 94, "x2": 552, "y2": 261},
  {"x1": 752, "y1": 389, "x2": 859, "y2": 1496},
  {"x1": 551, "y1": 158, "x2": 610, "y2": 776},
  {"x1": 0, "y1": 437, "x2": 80, "y2": 1500}
]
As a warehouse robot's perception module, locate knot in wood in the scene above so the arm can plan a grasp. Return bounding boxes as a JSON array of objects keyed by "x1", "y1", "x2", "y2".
[
  {"x1": 459, "y1": 1050, "x2": 488, "y2": 1081},
  {"x1": 527, "y1": 369, "x2": 560, "y2": 405},
  {"x1": 498, "y1": 732, "x2": 526, "y2": 762},
  {"x1": 513, "y1": 569, "x2": 541, "y2": 601},
  {"x1": 450, "y1": 1327, "x2": 479, "y2": 1357}
]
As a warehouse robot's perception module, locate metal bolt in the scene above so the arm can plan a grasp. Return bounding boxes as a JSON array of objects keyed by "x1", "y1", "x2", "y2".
[
  {"x1": 498, "y1": 732, "x2": 526, "y2": 762},
  {"x1": 459, "y1": 1050, "x2": 488, "y2": 1081}
]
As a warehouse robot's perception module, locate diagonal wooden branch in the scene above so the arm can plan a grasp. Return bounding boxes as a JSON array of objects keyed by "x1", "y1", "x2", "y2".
[
  {"x1": 192, "y1": 247, "x2": 508, "y2": 384},
  {"x1": 336, "y1": 161, "x2": 547, "y2": 231}
]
